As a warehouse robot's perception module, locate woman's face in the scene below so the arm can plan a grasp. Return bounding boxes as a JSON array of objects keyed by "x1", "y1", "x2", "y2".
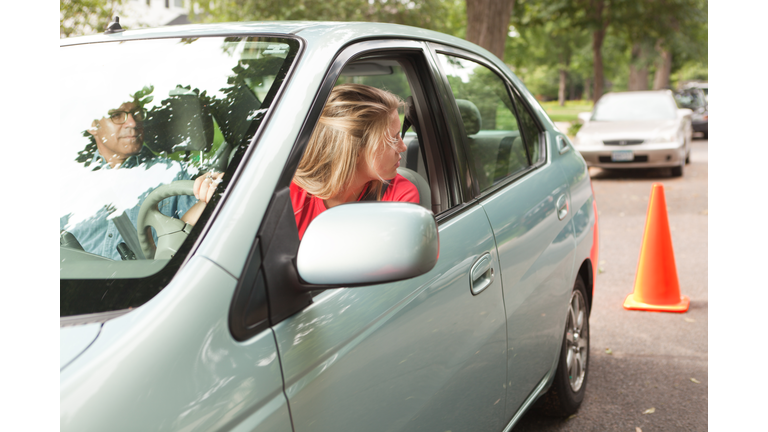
[{"x1": 361, "y1": 109, "x2": 407, "y2": 181}]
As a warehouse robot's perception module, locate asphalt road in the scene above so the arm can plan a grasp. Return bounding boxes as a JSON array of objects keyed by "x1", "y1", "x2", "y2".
[{"x1": 514, "y1": 137, "x2": 709, "y2": 432}]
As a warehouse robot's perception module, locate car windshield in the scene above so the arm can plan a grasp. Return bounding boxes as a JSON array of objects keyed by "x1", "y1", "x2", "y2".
[
  {"x1": 60, "y1": 36, "x2": 299, "y2": 316},
  {"x1": 592, "y1": 93, "x2": 677, "y2": 121},
  {"x1": 675, "y1": 90, "x2": 705, "y2": 109}
]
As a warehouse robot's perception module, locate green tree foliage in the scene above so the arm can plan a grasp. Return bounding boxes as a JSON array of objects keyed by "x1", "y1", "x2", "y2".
[
  {"x1": 190, "y1": 0, "x2": 459, "y2": 35},
  {"x1": 609, "y1": 0, "x2": 707, "y2": 90},
  {"x1": 506, "y1": 0, "x2": 707, "y2": 100},
  {"x1": 60, "y1": 0, "x2": 125, "y2": 38},
  {"x1": 506, "y1": 0, "x2": 590, "y2": 103}
]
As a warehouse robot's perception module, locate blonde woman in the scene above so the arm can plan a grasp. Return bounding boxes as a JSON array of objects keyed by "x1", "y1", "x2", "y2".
[{"x1": 290, "y1": 84, "x2": 420, "y2": 239}]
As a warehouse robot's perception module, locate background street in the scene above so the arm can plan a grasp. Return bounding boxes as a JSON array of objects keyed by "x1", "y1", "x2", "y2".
[{"x1": 515, "y1": 137, "x2": 709, "y2": 431}]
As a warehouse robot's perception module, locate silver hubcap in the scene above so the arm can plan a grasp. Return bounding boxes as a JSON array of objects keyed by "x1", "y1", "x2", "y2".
[{"x1": 565, "y1": 290, "x2": 588, "y2": 392}]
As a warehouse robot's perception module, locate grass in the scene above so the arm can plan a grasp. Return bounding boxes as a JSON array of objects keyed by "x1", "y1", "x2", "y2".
[{"x1": 539, "y1": 100, "x2": 594, "y2": 123}]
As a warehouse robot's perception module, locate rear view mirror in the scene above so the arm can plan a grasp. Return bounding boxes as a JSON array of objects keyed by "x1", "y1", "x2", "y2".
[{"x1": 297, "y1": 202, "x2": 439, "y2": 285}]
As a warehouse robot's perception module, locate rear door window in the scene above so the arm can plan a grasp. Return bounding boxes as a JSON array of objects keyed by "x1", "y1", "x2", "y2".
[{"x1": 435, "y1": 53, "x2": 531, "y2": 192}]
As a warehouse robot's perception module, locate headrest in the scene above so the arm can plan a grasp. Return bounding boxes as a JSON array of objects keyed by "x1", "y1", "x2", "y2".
[
  {"x1": 143, "y1": 86, "x2": 214, "y2": 154},
  {"x1": 210, "y1": 84, "x2": 262, "y2": 147},
  {"x1": 455, "y1": 99, "x2": 482, "y2": 135}
]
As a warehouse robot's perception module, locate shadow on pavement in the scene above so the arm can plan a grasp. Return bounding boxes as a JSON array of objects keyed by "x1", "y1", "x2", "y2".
[{"x1": 589, "y1": 167, "x2": 679, "y2": 181}]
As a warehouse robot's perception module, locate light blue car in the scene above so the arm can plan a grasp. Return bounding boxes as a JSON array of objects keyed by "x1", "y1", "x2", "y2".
[{"x1": 60, "y1": 20, "x2": 599, "y2": 432}]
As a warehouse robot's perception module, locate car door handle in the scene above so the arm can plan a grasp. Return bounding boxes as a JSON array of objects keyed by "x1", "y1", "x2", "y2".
[
  {"x1": 556, "y1": 194, "x2": 569, "y2": 220},
  {"x1": 470, "y1": 252, "x2": 494, "y2": 296}
]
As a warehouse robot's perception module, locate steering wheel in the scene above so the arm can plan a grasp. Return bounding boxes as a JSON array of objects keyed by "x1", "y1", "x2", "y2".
[{"x1": 137, "y1": 180, "x2": 196, "y2": 260}]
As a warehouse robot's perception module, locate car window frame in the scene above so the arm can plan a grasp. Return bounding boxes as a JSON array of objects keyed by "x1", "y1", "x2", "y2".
[{"x1": 232, "y1": 39, "x2": 463, "y2": 333}]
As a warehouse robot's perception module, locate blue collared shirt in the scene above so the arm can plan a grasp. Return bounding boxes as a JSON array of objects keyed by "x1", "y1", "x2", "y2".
[{"x1": 60, "y1": 149, "x2": 197, "y2": 260}]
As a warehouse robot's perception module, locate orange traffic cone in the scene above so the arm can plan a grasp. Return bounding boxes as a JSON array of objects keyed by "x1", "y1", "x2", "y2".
[{"x1": 623, "y1": 183, "x2": 690, "y2": 313}]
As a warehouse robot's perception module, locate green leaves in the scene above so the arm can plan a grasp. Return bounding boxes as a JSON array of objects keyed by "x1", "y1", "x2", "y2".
[
  {"x1": 60, "y1": 0, "x2": 128, "y2": 38},
  {"x1": 131, "y1": 85, "x2": 155, "y2": 109},
  {"x1": 189, "y1": 0, "x2": 459, "y2": 35}
]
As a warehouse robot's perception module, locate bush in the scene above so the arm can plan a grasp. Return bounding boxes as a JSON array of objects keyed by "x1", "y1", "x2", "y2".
[{"x1": 568, "y1": 122, "x2": 583, "y2": 136}]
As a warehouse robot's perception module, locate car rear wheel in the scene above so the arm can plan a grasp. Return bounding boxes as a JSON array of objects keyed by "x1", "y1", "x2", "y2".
[{"x1": 536, "y1": 276, "x2": 590, "y2": 417}]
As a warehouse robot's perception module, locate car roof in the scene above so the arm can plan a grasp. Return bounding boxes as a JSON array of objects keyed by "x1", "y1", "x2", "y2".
[
  {"x1": 59, "y1": 20, "x2": 484, "y2": 56},
  {"x1": 59, "y1": 20, "x2": 545, "y2": 132}
]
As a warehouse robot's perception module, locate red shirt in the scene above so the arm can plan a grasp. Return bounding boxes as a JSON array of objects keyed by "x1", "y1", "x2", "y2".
[{"x1": 290, "y1": 174, "x2": 420, "y2": 239}]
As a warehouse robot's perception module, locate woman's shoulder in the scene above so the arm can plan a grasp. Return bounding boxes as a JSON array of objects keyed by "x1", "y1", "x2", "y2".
[
  {"x1": 390, "y1": 173, "x2": 415, "y2": 187},
  {"x1": 384, "y1": 174, "x2": 419, "y2": 203},
  {"x1": 290, "y1": 181, "x2": 307, "y2": 202}
]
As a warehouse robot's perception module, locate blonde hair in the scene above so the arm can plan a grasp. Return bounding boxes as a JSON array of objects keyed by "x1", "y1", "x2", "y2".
[{"x1": 293, "y1": 83, "x2": 403, "y2": 200}]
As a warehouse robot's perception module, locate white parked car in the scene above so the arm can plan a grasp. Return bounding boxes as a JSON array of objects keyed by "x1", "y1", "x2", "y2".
[{"x1": 572, "y1": 90, "x2": 693, "y2": 177}]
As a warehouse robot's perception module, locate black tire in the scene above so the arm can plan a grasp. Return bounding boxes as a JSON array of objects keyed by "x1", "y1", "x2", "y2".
[
  {"x1": 685, "y1": 152, "x2": 691, "y2": 164},
  {"x1": 537, "y1": 276, "x2": 590, "y2": 417}
]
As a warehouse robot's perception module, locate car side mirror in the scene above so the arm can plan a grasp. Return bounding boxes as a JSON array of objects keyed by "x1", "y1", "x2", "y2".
[
  {"x1": 297, "y1": 202, "x2": 439, "y2": 285},
  {"x1": 677, "y1": 108, "x2": 693, "y2": 119},
  {"x1": 577, "y1": 112, "x2": 592, "y2": 124}
]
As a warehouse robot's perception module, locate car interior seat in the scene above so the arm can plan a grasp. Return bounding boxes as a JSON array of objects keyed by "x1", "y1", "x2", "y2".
[
  {"x1": 494, "y1": 135, "x2": 527, "y2": 182},
  {"x1": 208, "y1": 84, "x2": 263, "y2": 172},
  {"x1": 397, "y1": 167, "x2": 431, "y2": 211},
  {"x1": 398, "y1": 96, "x2": 432, "y2": 212},
  {"x1": 143, "y1": 86, "x2": 215, "y2": 155},
  {"x1": 455, "y1": 99, "x2": 490, "y2": 189},
  {"x1": 454, "y1": 98, "x2": 527, "y2": 188},
  {"x1": 455, "y1": 99, "x2": 482, "y2": 135}
]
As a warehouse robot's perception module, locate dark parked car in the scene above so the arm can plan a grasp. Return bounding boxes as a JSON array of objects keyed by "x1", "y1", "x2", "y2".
[{"x1": 675, "y1": 87, "x2": 708, "y2": 138}]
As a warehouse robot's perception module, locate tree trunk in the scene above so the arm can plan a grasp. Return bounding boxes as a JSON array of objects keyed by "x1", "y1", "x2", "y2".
[
  {"x1": 466, "y1": 0, "x2": 516, "y2": 61},
  {"x1": 628, "y1": 43, "x2": 650, "y2": 91},
  {"x1": 653, "y1": 40, "x2": 672, "y2": 90},
  {"x1": 588, "y1": 0, "x2": 607, "y2": 103},
  {"x1": 592, "y1": 28, "x2": 605, "y2": 102},
  {"x1": 558, "y1": 69, "x2": 567, "y2": 106}
]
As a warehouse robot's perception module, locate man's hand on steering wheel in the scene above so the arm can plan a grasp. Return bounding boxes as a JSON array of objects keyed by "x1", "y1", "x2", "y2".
[
  {"x1": 194, "y1": 171, "x2": 224, "y2": 204},
  {"x1": 181, "y1": 171, "x2": 223, "y2": 226}
]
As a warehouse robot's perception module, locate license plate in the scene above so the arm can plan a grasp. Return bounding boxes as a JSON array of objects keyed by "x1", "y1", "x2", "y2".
[{"x1": 611, "y1": 150, "x2": 634, "y2": 162}]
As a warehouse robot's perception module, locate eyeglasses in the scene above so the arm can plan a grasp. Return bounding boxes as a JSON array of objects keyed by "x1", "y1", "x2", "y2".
[{"x1": 108, "y1": 109, "x2": 146, "y2": 124}]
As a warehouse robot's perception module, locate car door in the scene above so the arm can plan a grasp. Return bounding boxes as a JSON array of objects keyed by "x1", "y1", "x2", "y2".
[
  {"x1": 430, "y1": 45, "x2": 577, "y2": 418},
  {"x1": 240, "y1": 40, "x2": 509, "y2": 432}
]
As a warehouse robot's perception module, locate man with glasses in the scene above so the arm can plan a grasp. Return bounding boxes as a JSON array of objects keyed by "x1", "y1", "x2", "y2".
[
  {"x1": 61, "y1": 97, "x2": 205, "y2": 260},
  {"x1": 87, "y1": 101, "x2": 148, "y2": 169}
]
